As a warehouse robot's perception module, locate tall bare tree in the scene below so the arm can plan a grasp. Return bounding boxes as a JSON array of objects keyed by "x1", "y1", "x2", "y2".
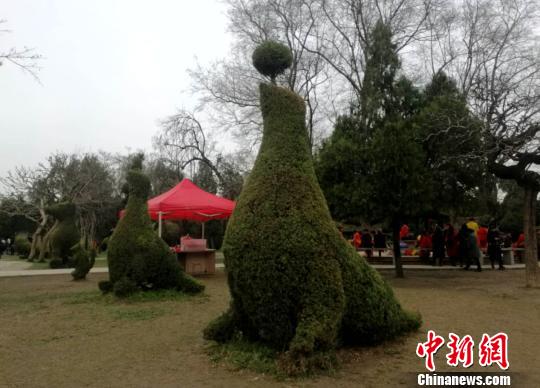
[
  {"x1": 153, "y1": 109, "x2": 251, "y2": 198},
  {"x1": 189, "y1": 0, "x2": 334, "y2": 150},
  {"x1": 0, "y1": 19, "x2": 41, "y2": 80}
]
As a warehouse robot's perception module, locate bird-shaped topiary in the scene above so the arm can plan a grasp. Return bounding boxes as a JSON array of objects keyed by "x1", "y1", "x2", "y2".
[
  {"x1": 102, "y1": 160, "x2": 204, "y2": 297},
  {"x1": 204, "y1": 41, "x2": 421, "y2": 375}
]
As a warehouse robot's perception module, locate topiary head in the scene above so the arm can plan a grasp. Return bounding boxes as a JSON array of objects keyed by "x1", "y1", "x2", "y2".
[
  {"x1": 127, "y1": 170, "x2": 151, "y2": 200},
  {"x1": 128, "y1": 152, "x2": 145, "y2": 171},
  {"x1": 252, "y1": 41, "x2": 293, "y2": 83}
]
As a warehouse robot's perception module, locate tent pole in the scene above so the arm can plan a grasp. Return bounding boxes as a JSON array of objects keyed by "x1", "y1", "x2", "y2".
[
  {"x1": 202, "y1": 222, "x2": 205, "y2": 239},
  {"x1": 158, "y1": 212, "x2": 163, "y2": 238}
]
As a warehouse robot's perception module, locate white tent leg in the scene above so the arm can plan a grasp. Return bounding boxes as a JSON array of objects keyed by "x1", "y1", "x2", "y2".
[{"x1": 158, "y1": 211, "x2": 163, "y2": 238}]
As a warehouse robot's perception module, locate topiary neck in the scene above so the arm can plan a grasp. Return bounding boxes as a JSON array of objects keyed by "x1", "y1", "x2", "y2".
[{"x1": 258, "y1": 83, "x2": 311, "y2": 162}]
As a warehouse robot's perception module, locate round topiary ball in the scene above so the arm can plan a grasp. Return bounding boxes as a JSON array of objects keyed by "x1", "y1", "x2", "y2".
[{"x1": 252, "y1": 41, "x2": 293, "y2": 81}]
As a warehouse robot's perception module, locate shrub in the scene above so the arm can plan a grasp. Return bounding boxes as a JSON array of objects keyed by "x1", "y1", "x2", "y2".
[
  {"x1": 98, "y1": 280, "x2": 113, "y2": 293},
  {"x1": 252, "y1": 41, "x2": 292, "y2": 82},
  {"x1": 205, "y1": 41, "x2": 421, "y2": 375},
  {"x1": 14, "y1": 233, "x2": 31, "y2": 258},
  {"x1": 49, "y1": 258, "x2": 64, "y2": 269},
  {"x1": 100, "y1": 237, "x2": 109, "y2": 252},
  {"x1": 71, "y1": 245, "x2": 96, "y2": 280},
  {"x1": 105, "y1": 162, "x2": 204, "y2": 297},
  {"x1": 47, "y1": 202, "x2": 80, "y2": 266},
  {"x1": 113, "y1": 277, "x2": 137, "y2": 297},
  {"x1": 162, "y1": 221, "x2": 180, "y2": 246}
]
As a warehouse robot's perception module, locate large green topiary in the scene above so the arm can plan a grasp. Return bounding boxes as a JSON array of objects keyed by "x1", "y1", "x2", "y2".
[
  {"x1": 204, "y1": 42, "x2": 421, "y2": 374},
  {"x1": 47, "y1": 202, "x2": 80, "y2": 267},
  {"x1": 104, "y1": 164, "x2": 204, "y2": 297}
]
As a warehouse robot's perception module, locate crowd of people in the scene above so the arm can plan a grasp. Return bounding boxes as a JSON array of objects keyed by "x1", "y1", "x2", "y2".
[
  {"x1": 348, "y1": 218, "x2": 527, "y2": 271},
  {"x1": 411, "y1": 218, "x2": 525, "y2": 271},
  {"x1": 351, "y1": 229, "x2": 387, "y2": 258}
]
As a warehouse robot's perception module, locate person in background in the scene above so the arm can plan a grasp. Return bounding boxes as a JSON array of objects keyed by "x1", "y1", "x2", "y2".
[
  {"x1": 445, "y1": 224, "x2": 459, "y2": 266},
  {"x1": 362, "y1": 229, "x2": 374, "y2": 258},
  {"x1": 353, "y1": 230, "x2": 362, "y2": 251},
  {"x1": 457, "y1": 223, "x2": 470, "y2": 267},
  {"x1": 0, "y1": 239, "x2": 6, "y2": 259},
  {"x1": 374, "y1": 230, "x2": 386, "y2": 257},
  {"x1": 400, "y1": 224, "x2": 410, "y2": 240},
  {"x1": 477, "y1": 224, "x2": 488, "y2": 252},
  {"x1": 6, "y1": 237, "x2": 12, "y2": 255},
  {"x1": 464, "y1": 227, "x2": 482, "y2": 272},
  {"x1": 432, "y1": 223, "x2": 445, "y2": 266},
  {"x1": 513, "y1": 232, "x2": 525, "y2": 262},
  {"x1": 487, "y1": 222, "x2": 505, "y2": 270},
  {"x1": 418, "y1": 230, "x2": 432, "y2": 263},
  {"x1": 514, "y1": 232, "x2": 525, "y2": 247},
  {"x1": 466, "y1": 217, "x2": 479, "y2": 237}
]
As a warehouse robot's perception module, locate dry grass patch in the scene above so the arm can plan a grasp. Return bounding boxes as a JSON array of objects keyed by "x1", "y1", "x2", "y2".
[{"x1": 0, "y1": 269, "x2": 539, "y2": 387}]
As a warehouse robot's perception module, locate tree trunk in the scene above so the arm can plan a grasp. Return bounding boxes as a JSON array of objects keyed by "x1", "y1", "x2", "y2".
[
  {"x1": 28, "y1": 202, "x2": 48, "y2": 261},
  {"x1": 38, "y1": 220, "x2": 59, "y2": 262},
  {"x1": 28, "y1": 229, "x2": 40, "y2": 261},
  {"x1": 392, "y1": 217, "x2": 404, "y2": 278},
  {"x1": 523, "y1": 188, "x2": 538, "y2": 287}
]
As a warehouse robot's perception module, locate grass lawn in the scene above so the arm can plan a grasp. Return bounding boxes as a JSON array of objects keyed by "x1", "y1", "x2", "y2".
[{"x1": 0, "y1": 269, "x2": 539, "y2": 387}]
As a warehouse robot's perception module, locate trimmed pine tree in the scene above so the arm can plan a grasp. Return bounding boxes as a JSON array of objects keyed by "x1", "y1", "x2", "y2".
[
  {"x1": 102, "y1": 161, "x2": 204, "y2": 297},
  {"x1": 204, "y1": 41, "x2": 421, "y2": 374}
]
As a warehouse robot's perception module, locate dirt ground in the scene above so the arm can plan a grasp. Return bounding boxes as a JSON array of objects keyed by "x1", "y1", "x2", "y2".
[{"x1": 0, "y1": 268, "x2": 539, "y2": 387}]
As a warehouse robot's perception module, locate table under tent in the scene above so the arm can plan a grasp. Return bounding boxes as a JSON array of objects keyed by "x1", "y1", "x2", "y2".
[{"x1": 121, "y1": 178, "x2": 235, "y2": 275}]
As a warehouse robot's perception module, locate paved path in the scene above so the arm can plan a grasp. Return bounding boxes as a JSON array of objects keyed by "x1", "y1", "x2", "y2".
[
  {"x1": 0, "y1": 260, "x2": 31, "y2": 271},
  {"x1": 0, "y1": 262, "x2": 527, "y2": 278},
  {"x1": 0, "y1": 267, "x2": 109, "y2": 277}
]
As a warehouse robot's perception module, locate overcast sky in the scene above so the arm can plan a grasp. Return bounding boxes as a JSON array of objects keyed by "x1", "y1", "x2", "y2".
[{"x1": 1, "y1": 0, "x2": 232, "y2": 177}]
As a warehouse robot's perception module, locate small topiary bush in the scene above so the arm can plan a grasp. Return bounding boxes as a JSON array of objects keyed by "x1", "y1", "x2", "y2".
[
  {"x1": 113, "y1": 277, "x2": 137, "y2": 297},
  {"x1": 14, "y1": 233, "x2": 31, "y2": 258},
  {"x1": 104, "y1": 160, "x2": 204, "y2": 297},
  {"x1": 49, "y1": 258, "x2": 64, "y2": 269},
  {"x1": 47, "y1": 202, "x2": 80, "y2": 267},
  {"x1": 98, "y1": 280, "x2": 113, "y2": 293},
  {"x1": 252, "y1": 41, "x2": 292, "y2": 82},
  {"x1": 71, "y1": 244, "x2": 96, "y2": 280},
  {"x1": 204, "y1": 41, "x2": 421, "y2": 376},
  {"x1": 162, "y1": 221, "x2": 181, "y2": 246}
]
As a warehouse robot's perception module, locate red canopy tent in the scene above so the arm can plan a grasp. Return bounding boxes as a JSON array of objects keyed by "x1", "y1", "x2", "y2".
[{"x1": 121, "y1": 178, "x2": 236, "y2": 238}]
